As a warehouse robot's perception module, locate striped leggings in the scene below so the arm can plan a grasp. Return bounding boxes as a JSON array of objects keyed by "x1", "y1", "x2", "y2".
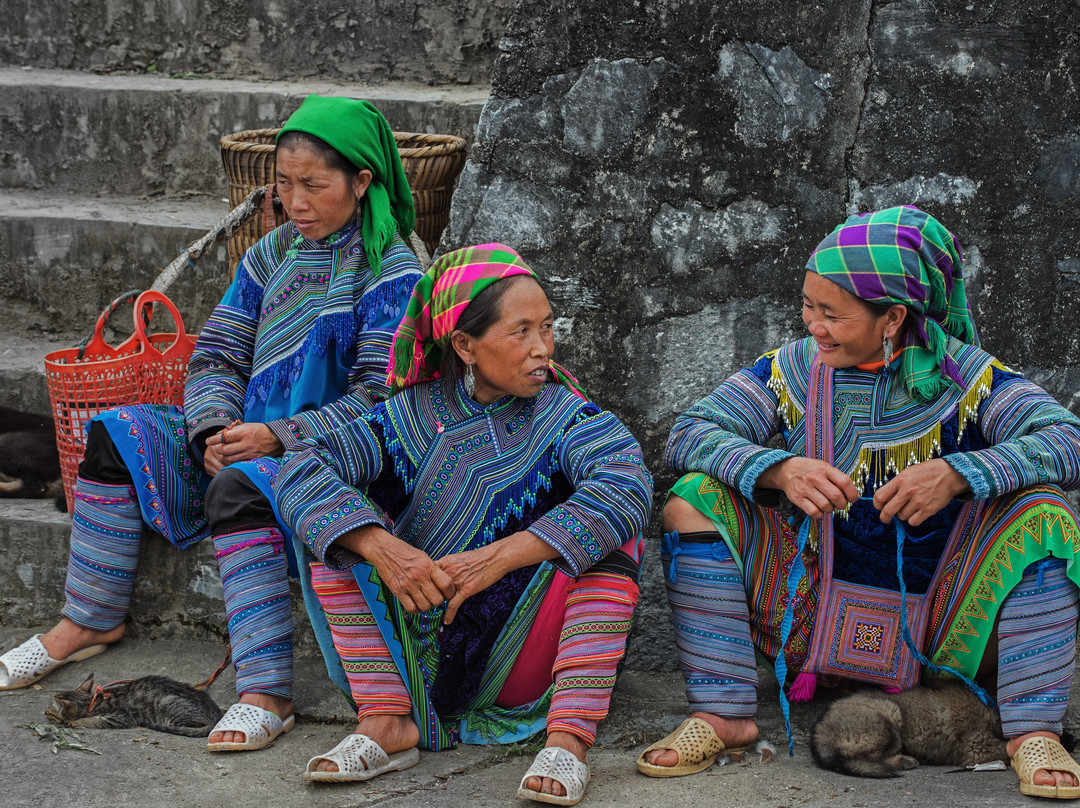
[
  {"x1": 60, "y1": 429, "x2": 294, "y2": 700},
  {"x1": 310, "y1": 562, "x2": 638, "y2": 747},
  {"x1": 662, "y1": 530, "x2": 1078, "y2": 737}
]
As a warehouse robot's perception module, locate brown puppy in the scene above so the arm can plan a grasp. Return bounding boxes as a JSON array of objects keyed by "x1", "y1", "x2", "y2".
[{"x1": 810, "y1": 680, "x2": 1007, "y2": 778}]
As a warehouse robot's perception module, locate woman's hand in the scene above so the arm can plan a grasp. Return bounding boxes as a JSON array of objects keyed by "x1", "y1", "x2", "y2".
[
  {"x1": 202, "y1": 423, "x2": 284, "y2": 476},
  {"x1": 437, "y1": 530, "x2": 559, "y2": 625},
  {"x1": 342, "y1": 524, "x2": 457, "y2": 613},
  {"x1": 436, "y1": 546, "x2": 510, "y2": 625},
  {"x1": 873, "y1": 458, "x2": 969, "y2": 526},
  {"x1": 758, "y1": 457, "x2": 858, "y2": 518}
]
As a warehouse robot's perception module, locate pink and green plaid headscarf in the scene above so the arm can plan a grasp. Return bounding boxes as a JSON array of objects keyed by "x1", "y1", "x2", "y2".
[
  {"x1": 806, "y1": 205, "x2": 978, "y2": 403},
  {"x1": 387, "y1": 243, "x2": 585, "y2": 398}
]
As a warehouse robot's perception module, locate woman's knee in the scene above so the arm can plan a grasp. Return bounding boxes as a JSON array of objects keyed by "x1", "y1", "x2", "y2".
[
  {"x1": 206, "y1": 468, "x2": 276, "y2": 534},
  {"x1": 662, "y1": 494, "x2": 716, "y2": 533}
]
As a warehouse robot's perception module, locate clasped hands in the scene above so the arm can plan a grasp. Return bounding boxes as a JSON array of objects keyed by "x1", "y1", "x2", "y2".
[
  {"x1": 344, "y1": 524, "x2": 544, "y2": 625},
  {"x1": 202, "y1": 422, "x2": 284, "y2": 476},
  {"x1": 759, "y1": 456, "x2": 970, "y2": 525}
]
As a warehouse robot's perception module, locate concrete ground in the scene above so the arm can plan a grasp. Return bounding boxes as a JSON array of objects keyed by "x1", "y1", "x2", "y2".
[{"x1": 0, "y1": 626, "x2": 1064, "y2": 808}]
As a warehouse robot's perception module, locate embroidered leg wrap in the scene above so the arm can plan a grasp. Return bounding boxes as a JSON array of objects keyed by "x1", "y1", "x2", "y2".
[
  {"x1": 997, "y1": 558, "x2": 1078, "y2": 738},
  {"x1": 213, "y1": 529, "x2": 294, "y2": 701},
  {"x1": 309, "y1": 562, "x2": 412, "y2": 720},
  {"x1": 546, "y1": 571, "x2": 639, "y2": 746},
  {"x1": 660, "y1": 531, "x2": 758, "y2": 718},
  {"x1": 61, "y1": 478, "x2": 143, "y2": 631}
]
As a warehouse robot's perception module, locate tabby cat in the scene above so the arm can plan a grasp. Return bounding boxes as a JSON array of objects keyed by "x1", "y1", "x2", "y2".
[{"x1": 46, "y1": 674, "x2": 223, "y2": 737}]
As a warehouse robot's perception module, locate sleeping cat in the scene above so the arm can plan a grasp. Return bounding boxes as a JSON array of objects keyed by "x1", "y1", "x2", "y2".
[
  {"x1": 810, "y1": 680, "x2": 1008, "y2": 778},
  {"x1": 45, "y1": 674, "x2": 223, "y2": 737},
  {"x1": 0, "y1": 406, "x2": 64, "y2": 508}
]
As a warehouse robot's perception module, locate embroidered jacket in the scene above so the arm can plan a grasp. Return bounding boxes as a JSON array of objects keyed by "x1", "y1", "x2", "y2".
[
  {"x1": 183, "y1": 221, "x2": 421, "y2": 461},
  {"x1": 666, "y1": 337, "x2": 1080, "y2": 589},
  {"x1": 276, "y1": 379, "x2": 653, "y2": 577}
]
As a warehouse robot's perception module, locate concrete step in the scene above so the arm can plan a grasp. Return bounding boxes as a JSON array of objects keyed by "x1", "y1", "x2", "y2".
[
  {"x1": 0, "y1": 189, "x2": 232, "y2": 332},
  {"x1": 0, "y1": 499, "x2": 324, "y2": 651},
  {"x1": 1, "y1": 0, "x2": 508, "y2": 86},
  {"x1": 1, "y1": 67, "x2": 487, "y2": 197}
]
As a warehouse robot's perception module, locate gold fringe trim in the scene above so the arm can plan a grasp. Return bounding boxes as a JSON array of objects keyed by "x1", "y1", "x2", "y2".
[
  {"x1": 847, "y1": 360, "x2": 996, "y2": 494},
  {"x1": 767, "y1": 352, "x2": 802, "y2": 431}
]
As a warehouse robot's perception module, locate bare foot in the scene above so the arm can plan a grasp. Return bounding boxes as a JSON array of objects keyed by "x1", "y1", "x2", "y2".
[
  {"x1": 1007, "y1": 731, "x2": 1080, "y2": 789},
  {"x1": 208, "y1": 693, "x2": 294, "y2": 746},
  {"x1": 39, "y1": 617, "x2": 125, "y2": 661},
  {"x1": 523, "y1": 731, "x2": 589, "y2": 798},
  {"x1": 314, "y1": 714, "x2": 420, "y2": 773},
  {"x1": 643, "y1": 711, "x2": 759, "y2": 768}
]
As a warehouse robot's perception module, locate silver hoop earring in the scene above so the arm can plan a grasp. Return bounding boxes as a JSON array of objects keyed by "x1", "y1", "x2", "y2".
[
  {"x1": 883, "y1": 334, "x2": 894, "y2": 366},
  {"x1": 464, "y1": 361, "x2": 476, "y2": 397}
]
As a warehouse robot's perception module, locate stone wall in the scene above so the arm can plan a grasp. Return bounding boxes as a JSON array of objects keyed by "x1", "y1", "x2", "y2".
[
  {"x1": 447, "y1": 0, "x2": 1080, "y2": 668},
  {"x1": 3, "y1": 0, "x2": 513, "y2": 85}
]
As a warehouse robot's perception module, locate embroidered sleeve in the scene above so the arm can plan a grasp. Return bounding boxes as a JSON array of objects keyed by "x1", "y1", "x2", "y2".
[
  {"x1": 527, "y1": 408, "x2": 653, "y2": 576},
  {"x1": 943, "y1": 367, "x2": 1080, "y2": 499},
  {"x1": 274, "y1": 406, "x2": 409, "y2": 569},
  {"x1": 665, "y1": 355, "x2": 795, "y2": 501},
  {"x1": 265, "y1": 239, "x2": 421, "y2": 450},
  {"x1": 183, "y1": 257, "x2": 263, "y2": 462}
]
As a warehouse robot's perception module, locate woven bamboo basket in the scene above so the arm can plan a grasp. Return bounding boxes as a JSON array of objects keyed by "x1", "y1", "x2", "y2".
[{"x1": 220, "y1": 128, "x2": 467, "y2": 267}]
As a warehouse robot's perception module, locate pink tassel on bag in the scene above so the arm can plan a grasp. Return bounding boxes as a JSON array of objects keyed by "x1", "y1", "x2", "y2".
[{"x1": 788, "y1": 671, "x2": 817, "y2": 702}]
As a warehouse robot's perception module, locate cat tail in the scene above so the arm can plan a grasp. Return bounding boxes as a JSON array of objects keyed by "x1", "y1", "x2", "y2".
[{"x1": 144, "y1": 721, "x2": 217, "y2": 738}]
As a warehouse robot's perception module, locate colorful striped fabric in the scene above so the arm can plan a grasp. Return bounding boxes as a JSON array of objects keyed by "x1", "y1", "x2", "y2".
[
  {"x1": 61, "y1": 479, "x2": 143, "y2": 631},
  {"x1": 276, "y1": 377, "x2": 652, "y2": 749},
  {"x1": 91, "y1": 225, "x2": 422, "y2": 550},
  {"x1": 663, "y1": 333, "x2": 1080, "y2": 691},
  {"x1": 185, "y1": 222, "x2": 422, "y2": 457},
  {"x1": 213, "y1": 528, "x2": 294, "y2": 700},
  {"x1": 308, "y1": 561, "x2": 414, "y2": 720},
  {"x1": 546, "y1": 571, "x2": 638, "y2": 745},
  {"x1": 806, "y1": 206, "x2": 977, "y2": 402},
  {"x1": 658, "y1": 531, "x2": 758, "y2": 717},
  {"x1": 997, "y1": 558, "x2": 1078, "y2": 737}
]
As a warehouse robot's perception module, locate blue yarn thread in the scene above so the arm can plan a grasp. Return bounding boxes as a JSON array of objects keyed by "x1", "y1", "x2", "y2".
[
  {"x1": 773, "y1": 498, "x2": 995, "y2": 758},
  {"x1": 892, "y1": 510, "x2": 996, "y2": 708},
  {"x1": 774, "y1": 514, "x2": 811, "y2": 756}
]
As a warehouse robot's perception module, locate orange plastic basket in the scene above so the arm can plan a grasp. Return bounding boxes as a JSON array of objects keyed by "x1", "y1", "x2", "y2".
[{"x1": 45, "y1": 291, "x2": 198, "y2": 512}]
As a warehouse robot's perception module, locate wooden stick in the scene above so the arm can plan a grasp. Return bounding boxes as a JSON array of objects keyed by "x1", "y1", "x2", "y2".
[{"x1": 150, "y1": 186, "x2": 269, "y2": 295}]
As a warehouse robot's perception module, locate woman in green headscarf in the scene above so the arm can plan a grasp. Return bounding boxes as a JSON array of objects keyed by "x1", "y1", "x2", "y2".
[
  {"x1": 639, "y1": 206, "x2": 1080, "y2": 799},
  {"x1": 0, "y1": 96, "x2": 424, "y2": 760}
]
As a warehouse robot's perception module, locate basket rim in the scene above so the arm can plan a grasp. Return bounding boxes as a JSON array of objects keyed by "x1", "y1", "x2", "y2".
[{"x1": 221, "y1": 128, "x2": 467, "y2": 159}]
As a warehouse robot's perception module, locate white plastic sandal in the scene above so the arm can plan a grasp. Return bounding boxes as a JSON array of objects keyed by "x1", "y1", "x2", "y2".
[
  {"x1": 517, "y1": 746, "x2": 590, "y2": 806},
  {"x1": 303, "y1": 733, "x2": 420, "y2": 782},
  {"x1": 206, "y1": 703, "x2": 295, "y2": 751},
  {"x1": 0, "y1": 634, "x2": 106, "y2": 690}
]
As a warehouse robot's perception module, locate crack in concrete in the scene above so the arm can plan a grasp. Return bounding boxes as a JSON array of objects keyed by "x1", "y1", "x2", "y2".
[{"x1": 843, "y1": 0, "x2": 877, "y2": 213}]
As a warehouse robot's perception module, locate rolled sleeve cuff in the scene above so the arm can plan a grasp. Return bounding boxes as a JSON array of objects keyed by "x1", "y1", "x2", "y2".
[
  {"x1": 527, "y1": 512, "x2": 608, "y2": 577},
  {"x1": 738, "y1": 448, "x2": 797, "y2": 501},
  {"x1": 944, "y1": 453, "x2": 995, "y2": 500},
  {"x1": 266, "y1": 418, "x2": 304, "y2": 451},
  {"x1": 301, "y1": 499, "x2": 385, "y2": 570}
]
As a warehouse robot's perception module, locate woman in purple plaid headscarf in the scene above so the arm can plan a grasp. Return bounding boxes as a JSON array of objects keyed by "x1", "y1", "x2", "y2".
[{"x1": 641, "y1": 206, "x2": 1080, "y2": 798}]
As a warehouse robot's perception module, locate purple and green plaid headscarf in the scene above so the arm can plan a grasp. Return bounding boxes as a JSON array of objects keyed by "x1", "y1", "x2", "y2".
[{"x1": 806, "y1": 205, "x2": 978, "y2": 403}]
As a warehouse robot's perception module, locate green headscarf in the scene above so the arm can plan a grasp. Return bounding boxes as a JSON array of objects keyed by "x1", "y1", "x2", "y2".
[
  {"x1": 806, "y1": 205, "x2": 978, "y2": 403},
  {"x1": 277, "y1": 95, "x2": 415, "y2": 275}
]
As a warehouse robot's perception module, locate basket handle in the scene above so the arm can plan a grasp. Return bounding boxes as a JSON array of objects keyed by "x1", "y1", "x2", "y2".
[
  {"x1": 76, "y1": 289, "x2": 150, "y2": 360},
  {"x1": 133, "y1": 290, "x2": 191, "y2": 357}
]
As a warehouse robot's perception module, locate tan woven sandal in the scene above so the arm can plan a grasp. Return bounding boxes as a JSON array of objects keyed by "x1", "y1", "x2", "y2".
[
  {"x1": 1011, "y1": 736, "x2": 1080, "y2": 799},
  {"x1": 636, "y1": 717, "x2": 751, "y2": 777}
]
